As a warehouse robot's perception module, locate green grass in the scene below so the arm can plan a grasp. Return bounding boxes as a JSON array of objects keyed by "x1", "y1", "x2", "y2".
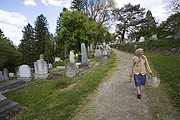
[
  {"x1": 146, "y1": 53, "x2": 180, "y2": 119},
  {"x1": 5, "y1": 53, "x2": 116, "y2": 120}
]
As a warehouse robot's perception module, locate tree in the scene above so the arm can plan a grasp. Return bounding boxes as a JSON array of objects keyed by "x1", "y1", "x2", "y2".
[
  {"x1": 34, "y1": 14, "x2": 51, "y2": 62},
  {"x1": 18, "y1": 23, "x2": 35, "y2": 66},
  {"x1": 56, "y1": 7, "x2": 68, "y2": 32},
  {"x1": 163, "y1": 0, "x2": 180, "y2": 13},
  {"x1": 113, "y1": 3, "x2": 146, "y2": 41},
  {"x1": 83, "y1": 0, "x2": 116, "y2": 26},
  {"x1": 71, "y1": 0, "x2": 84, "y2": 11},
  {"x1": 156, "y1": 12, "x2": 180, "y2": 39},
  {"x1": 0, "y1": 29, "x2": 21, "y2": 72},
  {"x1": 137, "y1": 10, "x2": 157, "y2": 38},
  {"x1": 56, "y1": 10, "x2": 98, "y2": 54}
]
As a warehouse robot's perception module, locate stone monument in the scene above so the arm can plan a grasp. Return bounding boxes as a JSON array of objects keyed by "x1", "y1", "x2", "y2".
[
  {"x1": 18, "y1": 65, "x2": 31, "y2": 81},
  {"x1": 34, "y1": 54, "x2": 48, "y2": 79},
  {"x1": 3, "y1": 68, "x2": 9, "y2": 81},
  {"x1": 69, "y1": 50, "x2": 75, "y2": 63},
  {"x1": 81, "y1": 43, "x2": 89, "y2": 66}
]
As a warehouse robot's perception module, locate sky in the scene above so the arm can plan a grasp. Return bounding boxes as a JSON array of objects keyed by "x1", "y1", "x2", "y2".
[{"x1": 0, "y1": 0, "x2": 168, "y2": 46}]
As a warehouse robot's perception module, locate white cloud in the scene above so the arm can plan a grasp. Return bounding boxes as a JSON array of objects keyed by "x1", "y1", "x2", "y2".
[
  {"x1": 41, "y1": 0, "x2": 48, "y2": 6},
  {"x1": 23, "y1": 0, "x2": 37, "y2": 6},
  {"x1": 0, "y1": 10, "x2": 27, "y2": 26},
  {"x1": 40, "y1": 0, "x2": 71, "y2": 8},
  {"x1": 0, "y1": 10, "x2": 27, "y2": 46},
  {"x1": 0, "y1": 23, "x2": 23, "y2": 46}
]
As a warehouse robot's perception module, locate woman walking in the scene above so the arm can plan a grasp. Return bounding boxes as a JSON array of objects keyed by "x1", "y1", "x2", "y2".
[{"x1": 130, "y1": 48, "x2": 153, "y2": 99}]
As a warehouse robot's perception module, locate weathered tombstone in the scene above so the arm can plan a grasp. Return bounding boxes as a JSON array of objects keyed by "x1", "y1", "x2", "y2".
[
  {"x1": 34, "y1": 54, "x2": 48, "y2": 79},
  {"x1": 15, "y1": 67, "x2": 19, "y2": 77},
  {"x1": 102, "y1": 50, "x2": 109, "y2": 60},
  {"x1": 18, "y1": 65, "x2": 31, "y2": 81},
  {"x1": 90, "y1": 44, "x2": 93, "y2": 52},
  {"x1": 81, "y1": 43, "x2": 89, "y2": 66},
  {"x1": 69, "y1": 50, "x2": 75, "y2": 63},
  {"x1": 3, "y1": 68, "x2": 9, "y2": 81},
  {"x1": 55, "y1": 57, "x2": 60, "y2": 62},
  {"x1": 102, "y1": 42, "x2": 106, "y2": 48},
  {"x1": 65, "y1": 63, "x2": 78, "y2": 78},
  {"x1": 48, "y1": 63, "x2": 52, "y2": 68},
  {"x1": 171, "y1": 47, "x2": 180, "y2": 56},
  {"x1": 0, "y1": 71, "x2": 3, "y2": 80},
  {"x1": 94, "y1": 49, "x2": 102, "y2": 58},
  {"x1": 9, "y1": 73, "x2": 14, "y2": 77},
  {"x1": 151, "y1": 34, "x2": 158, "y2": 39},
  {"x1": 139, "y1": 36, "x2": 145, "y2": 42}
]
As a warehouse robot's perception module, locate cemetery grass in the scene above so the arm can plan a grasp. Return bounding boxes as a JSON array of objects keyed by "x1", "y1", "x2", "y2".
[
  {"x1": 146, "y1": 53, "x2": 180, "y2": 119},
  {"x1": 5, "y1": 53, "x2": 117, "y2": 120}
]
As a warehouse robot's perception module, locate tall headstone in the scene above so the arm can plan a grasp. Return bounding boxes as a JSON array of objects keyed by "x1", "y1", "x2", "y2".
[
  {"x1": 18, "y1": 65, "x2": 31, "y2": 81},
  {"x1": 3, "y1": 68, "x2": 9, "y2": 81},
  {"x1": 81, "y1": 43, "x2": 89, "y2": 66},
  {"x1": 0, "y1": 71, "x2": 3, "y2": 80},
  {"x1": 69, "y1": 50, "x2": 75, "y2": 63},
  {"x1": 34, "y1": 54, "x2": 48, "y2": 79}
]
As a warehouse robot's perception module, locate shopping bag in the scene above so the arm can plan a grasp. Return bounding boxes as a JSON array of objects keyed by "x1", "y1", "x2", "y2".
[{"x1": 148, "y1": 76, "x2": 160, "y2": 88}]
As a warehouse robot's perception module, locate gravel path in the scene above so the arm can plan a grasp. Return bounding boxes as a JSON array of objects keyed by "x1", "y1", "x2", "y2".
[{"x1": 72, "y1": 49, "x2": 151, "y2": 120}]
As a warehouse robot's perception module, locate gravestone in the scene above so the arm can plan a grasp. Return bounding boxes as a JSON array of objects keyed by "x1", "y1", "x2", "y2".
[
  {"x1": 48, "y1": 63, "x2": 52, "y2": 68},
  {"x1": 34, "y1": 54, "x2": 48, "y2": 79},
  {"x1": 55, "y1": 57, "x2": 60, "y2": 62},
  {"x1": 102, "y1": 50, "x2": 109, "y2": 60},
  {"x1": 3, "y1": 68, "x2": 9, "y2": 81},
  {"x1": 90, "y1": 44, "x2": 93, "y2": 52},
  {"x1": 15, "y1": 67, "x2": 19, "y2": 77},
  {"x1": 9, "y1": 73, "x2": 14, "y2": 77},
  {"x1": 81, "y1": 43, "x2": 89, "y2": 66},
  {"x1": 0, "y1": 71, "x2": 3, "y2": 80},
  {"x1": 94, "y1": 49, "x2": 102, "y2": 58},
  {"x1": 69, "y1": 50, "x2": 75, "y2": 63},
  {"x1": 139, "y1": 36, "x2": 145, "y2": 42},
  {"x1": 151, "y1": 34, "x2": 158, "y2": 39},
  {"x1": 65, "y1": 63, "x2": 78, "y2": 78},
  {"x1": 18, "y1": 65, "x2": 31, "y2": 81},
  {"x1": 171, "y1": 47, "x2": 180, "y2": 56}
]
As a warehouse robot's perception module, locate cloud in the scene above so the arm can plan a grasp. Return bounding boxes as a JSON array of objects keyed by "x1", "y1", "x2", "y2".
[
  {"x1": 23, "y1": 0, "x2": 37, "y2": 6},
  {"x1": 41, "y1": 0, "x2": 71, "y2": 8},
  {"x1": 0, "y1": 10, "x2": 27, "y2": 26},
  {"x1": 0, "y1": 10, "x2": 27, "y2": 46},
  {"x1": 0, "y1": 23, "x2": 23, "y2": 46}
]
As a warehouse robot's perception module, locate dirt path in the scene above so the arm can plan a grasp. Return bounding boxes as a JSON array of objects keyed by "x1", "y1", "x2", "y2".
[{"x1": 72, "y1": 49, "x2": 151, "y2": 120}]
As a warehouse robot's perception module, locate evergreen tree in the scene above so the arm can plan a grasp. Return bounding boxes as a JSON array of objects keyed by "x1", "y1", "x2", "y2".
[
  {"x1": 138, "y1": 10, "x2": 157, "y2": 38},
  {"x1": 18, "y1": 23, "x2": 35, "y2": 66},
  {"x1": 34, "y1": 14, "x2": 50, "y2": 61}
]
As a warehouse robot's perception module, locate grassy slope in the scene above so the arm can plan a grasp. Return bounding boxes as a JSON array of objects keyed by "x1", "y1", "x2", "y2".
[
  {"x1": 146, "y1": 53, "x2": 180, "y2": 119},
  {"x1": 5, "y1": 53, "x2": 116, "y2": 120}
]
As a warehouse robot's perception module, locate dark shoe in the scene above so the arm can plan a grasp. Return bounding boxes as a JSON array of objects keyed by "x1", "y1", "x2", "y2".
[{"x1": 137, "y1": 94, "x2": 141, "y2": 99}]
